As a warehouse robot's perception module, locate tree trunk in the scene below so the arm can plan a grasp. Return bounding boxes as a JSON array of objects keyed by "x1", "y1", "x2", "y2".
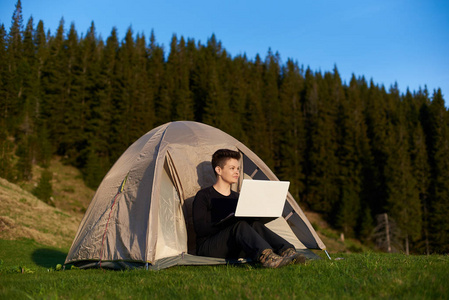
[{"x1": 385, "y1": 213, "x2": 391, "y2": 253}]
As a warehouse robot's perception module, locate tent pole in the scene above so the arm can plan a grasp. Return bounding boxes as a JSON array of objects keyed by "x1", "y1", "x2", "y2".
[
  {"x1": 145, "y1": 262, "x2": 149, "y2": 270},
  {"x1": 324, "y1": 250, "x2": 332, "y2": 260}
]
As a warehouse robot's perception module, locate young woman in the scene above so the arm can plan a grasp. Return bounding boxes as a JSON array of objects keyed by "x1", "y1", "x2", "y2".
[{"x1": 192, "y1": 149, "x2": 305, "y2": 268}]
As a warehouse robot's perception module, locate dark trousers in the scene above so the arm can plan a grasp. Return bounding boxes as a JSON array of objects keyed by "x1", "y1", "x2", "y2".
[{"x1": 196, "y1": 220, "x2": 294, "y2": 261}]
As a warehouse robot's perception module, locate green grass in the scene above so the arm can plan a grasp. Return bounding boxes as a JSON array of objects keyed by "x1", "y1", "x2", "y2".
[{"x1": 0, "y1": 239, "x2": 448, "y2": 299}]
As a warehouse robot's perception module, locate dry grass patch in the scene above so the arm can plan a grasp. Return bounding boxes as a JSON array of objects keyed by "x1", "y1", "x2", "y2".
[{"x1": 0, "y1": 177, "x2": 81, "y2": 249}]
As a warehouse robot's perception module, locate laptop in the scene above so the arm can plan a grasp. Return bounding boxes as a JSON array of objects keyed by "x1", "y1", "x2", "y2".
[
  {"x1": 235, "y1": 179, "x2": 290, "y2": 217},
  {"x1": 212, "y1": 179, "x2": 290, "y2": 226}
]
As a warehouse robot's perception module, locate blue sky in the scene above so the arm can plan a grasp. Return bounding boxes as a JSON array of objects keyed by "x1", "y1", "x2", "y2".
[{"x1": 1, "y1": 0, "x2": 448, "y2": 105}]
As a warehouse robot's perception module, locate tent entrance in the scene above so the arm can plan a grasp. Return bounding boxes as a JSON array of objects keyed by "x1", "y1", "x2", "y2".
[{"x1": 153, "y1": 160, "x2": 188, "y2": 261}]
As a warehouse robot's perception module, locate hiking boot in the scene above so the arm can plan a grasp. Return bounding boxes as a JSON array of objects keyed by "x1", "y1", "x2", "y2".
[
  {"x1": 280, "y1": 248, "x2": 307, "y2": 264},
  {"x1": 259, "y1": 249, "x2": 293, "y2": 268}
]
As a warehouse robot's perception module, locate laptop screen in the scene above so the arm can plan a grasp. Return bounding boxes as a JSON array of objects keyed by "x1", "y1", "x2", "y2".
[{"x1": 235, "y1": 179, "x2": 290, "y2": 218}]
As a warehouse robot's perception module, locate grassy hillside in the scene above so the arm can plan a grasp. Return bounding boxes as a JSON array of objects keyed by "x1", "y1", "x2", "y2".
[
  {"x1": 0, "y1": 158, "x2": 95, "y2": 249},
  {"x1": 0, "y1": 177, "x2": 81, "y2": 249}
]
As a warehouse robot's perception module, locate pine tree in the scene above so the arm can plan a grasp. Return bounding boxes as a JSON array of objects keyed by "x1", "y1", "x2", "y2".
[
  {"x1": 278, "y1": 59, "x2": 306, "y2": 199},
  {"x1": 112, "y1": 27, "x2": 136, "y2": 148},
  {"x1": 303, "y1": 69, "x2": 339, "y2": 216},
  {"x1": 5, "y1": 0, "x2": 24, "y2": 132},
  {"x1": 111, "y1": 27, "x2": 154, "y2": 149},
  {"x1": 0, "y1": 127, "x2": 15, "y2": 181},
  {"x1": 41, "y1": 19, "x2": 71, "y2": 156},
  {"x1": 190, "y1": 43, "x2": 207, "y2": 123},
  {"x1": 302, "y1": 68, "x2": 319, "y2": 209},
  {"x1": 226, "y1": 54, "x2": 248, "y2": 142},
  {"x1": 334, "y1": 73, "x2": 366, "y2": 236},
  {"x1": 19, "y1": 17, "x2": 39, "y2": 159},
  {"x1": 345, "y1": 75, "x2": 376, "y2": 239},
  {"x1": 99, "y1": 27, "x2": 126, "y2": 162},
  {"x1": 201, "y1": 35, "x2": 232, "y2": 132},
  {"x1": 0, "y1": 24, "x2": 9, "y2": 128},
  {"x1": 425, "y1": 89, "x2": 449, "y2": 253},
  {"x1": 83, "y1": 148, "x2": 107, "y2": 189},
  {"x1": 34, "y1": 20, "x2": 48, "y2": 131},
  {"x1": 94, "y1": 27, "x2": 119, "y2": 162},
  {"x1": 78, "y1": 22, "x2": 113, "y2": 182},
  {"x1": 261, "y1": 50, "x2": 282, "y2": 169},
  {"x1": 32, "y1": 169, "x2": 53, "y2": 205},
  {"x1": 36, "y1": 123, "x2": 52, "y2": 168},
  {"x1": 8, "y1": 0, "x2": 23, "y2": 53},
  {"x1": 384, "y1": 90, "x2": 421, "y2": 254},
  {"x1": 162, "y1": 35, "x2": 193, "y2": 121},
  {"x1": 364, "y1": 82, "x2": 393, "y2": 215},
  {"x1": 403, "y1": 89, "x2": 431, "y2": 253},
  {"x1": 74, "y1": 21, "x2": 101, "y2": 168},
  {"x1": 147, "y1": 30, "x2": 166, "y2": 126},
  {"x1": 358, "y1": 205, "x2": 374, "y2": 243},
  {"x1": 132, "y1": 32, "x2": 155, "y2": 137},
  {"x1": 0, "y1": 20, "x2": 16, "y2": 181},
  {"x1": 15, "y1": 136, "x2": 33, "y2": 181},
  {"x1": 242, "y1": 55, "x2": 270, "y2": 162},
  {"x1": 172, "y1": 36, "x2": 195, "y2": 121},
  {"x1": 410, "y1": 122, "x2": 430, "y2": 253},
  {"x1": 202, "y1": 61, "x2": 229, "y2": 130}
]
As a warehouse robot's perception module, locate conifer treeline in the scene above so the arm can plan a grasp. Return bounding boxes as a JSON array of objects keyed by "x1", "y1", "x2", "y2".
[{"x1": 1, "y1": 1, "x2": 449, "y2": 253}]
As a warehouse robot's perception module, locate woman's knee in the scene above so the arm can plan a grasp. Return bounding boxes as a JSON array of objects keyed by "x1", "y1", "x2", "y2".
[{"x1": 232, "y1": 220, "x2": 252, "y2": 234}]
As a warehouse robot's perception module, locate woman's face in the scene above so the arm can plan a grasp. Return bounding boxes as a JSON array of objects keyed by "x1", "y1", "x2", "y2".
[{"x1": 216, "y1": 158, "x2": 240, "y2": 185}]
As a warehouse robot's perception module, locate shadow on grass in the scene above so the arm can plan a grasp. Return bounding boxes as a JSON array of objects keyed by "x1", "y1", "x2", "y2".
[{"x1": 32, "y1": 248, "x2": 68, "y2": 268}]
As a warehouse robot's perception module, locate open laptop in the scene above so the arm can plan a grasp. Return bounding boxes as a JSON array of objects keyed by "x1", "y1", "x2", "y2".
[
  {"x1": 212, "y1": 179, "x2": 290, "y2": 226},
  {"x1": 235, "y1": 179, "x2": 290, "y2": 217}
]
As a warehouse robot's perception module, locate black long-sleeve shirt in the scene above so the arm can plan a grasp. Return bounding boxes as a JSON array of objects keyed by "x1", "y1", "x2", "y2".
[{"x1": 192, "y1": 186, "x2": 239, "y2": 246}]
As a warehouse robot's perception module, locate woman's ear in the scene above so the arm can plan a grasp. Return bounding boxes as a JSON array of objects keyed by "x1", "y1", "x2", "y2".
[{"x1": 215, "y1": 166, "x2": 222, "y2": 176}]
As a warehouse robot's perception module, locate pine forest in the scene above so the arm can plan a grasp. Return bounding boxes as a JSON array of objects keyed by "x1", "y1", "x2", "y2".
[{"x1": 1, "y1": 1, "x2": 448, "y2": 254}]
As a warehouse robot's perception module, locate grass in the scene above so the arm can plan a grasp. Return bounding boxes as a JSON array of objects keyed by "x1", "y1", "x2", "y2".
[{"x1": 1, "y1": 239, "x2": 448, "y2": 299}]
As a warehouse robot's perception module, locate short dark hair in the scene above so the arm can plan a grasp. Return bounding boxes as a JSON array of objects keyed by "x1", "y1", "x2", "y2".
[{"x1": 212, "y1": 149, "x2": 241, "y2": 176}]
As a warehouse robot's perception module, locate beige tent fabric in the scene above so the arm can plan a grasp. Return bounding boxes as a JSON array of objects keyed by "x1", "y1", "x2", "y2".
[{"x1": 65, "y1": 121, "x2": 325, "y2": 268}]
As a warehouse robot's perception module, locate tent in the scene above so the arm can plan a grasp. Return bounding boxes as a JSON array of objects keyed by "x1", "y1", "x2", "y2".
[{"x1": 65, "y1": 121, "x2": 326, "y2": 270}]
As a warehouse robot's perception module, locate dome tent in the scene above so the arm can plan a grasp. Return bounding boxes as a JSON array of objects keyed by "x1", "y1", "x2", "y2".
[{"x1": 65, "y1": 121, "x2": 326, "y2": 270}]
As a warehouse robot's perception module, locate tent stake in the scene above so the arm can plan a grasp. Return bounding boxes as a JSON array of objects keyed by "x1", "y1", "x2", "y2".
[
  {"x1": 145, "y1": 262, "x2": 149, "y2": 270},
  {"x1": 324, "y1": 250, "x2": 332, "y2": 260}
]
